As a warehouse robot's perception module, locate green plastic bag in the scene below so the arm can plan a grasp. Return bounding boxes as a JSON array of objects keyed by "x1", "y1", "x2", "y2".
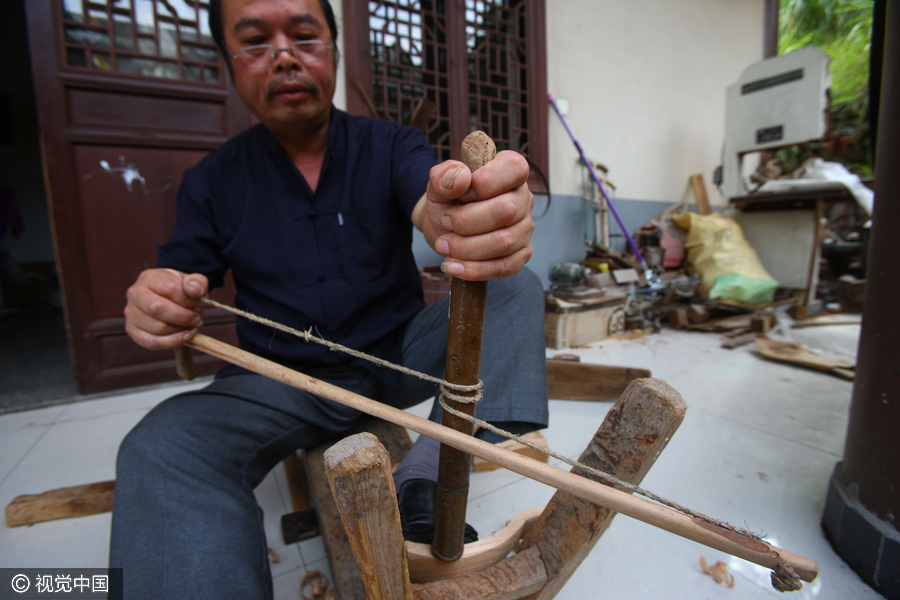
[{"x1": 671, "y1": 212, "x2": 778, "y2": 305}]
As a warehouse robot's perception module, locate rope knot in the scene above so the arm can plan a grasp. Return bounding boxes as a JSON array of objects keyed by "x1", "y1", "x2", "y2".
[
  {"x1": 771, "y1": 563, "x2": 802, "y2": 592},
  {"x1": 439, "y1": 380, "x2": 483, "y2": 405}
]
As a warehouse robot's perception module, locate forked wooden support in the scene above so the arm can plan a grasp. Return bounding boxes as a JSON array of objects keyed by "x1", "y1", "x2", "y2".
[
  {"x1": 323, "y1": 378, "x2": 688, "y2": 599},
  {"x1": 517, "y1": 378, "x2": 686, "y2": 599}
]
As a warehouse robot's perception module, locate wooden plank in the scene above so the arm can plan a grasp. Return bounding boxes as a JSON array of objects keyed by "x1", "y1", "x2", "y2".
[
  {"x1": 517, "y1": 378, "x2": 687, "y2": 600},
  {"x1": 686, "y1": 314, "x2": 754, "y2": 332},
  {"x1": 792, "y1": 316, "x2": 862, "y2": 328},
  {"x1": 805, "y1": 199, "x2": 825, "y2": 307},
  {"x1": 411, "y1": 546, "x2": 547, "y2": 600},
  {"x1": 472, "y1": 432, "x2": 549, "y2": 472},
  {"x1": 721, "y1": 332, "x2": 757, "y2": 349},
  {"x1": 690, "y1": 173, "x2": 712, "y2": 215},
  {"x1": 5, "y1": 480, "x2": 115, "y2": 527},
  {"x1": 547, "y1": 360, "x2": 650, "y2": 401},
  {"x1": 324, "y1": 433, "x2": 413, "y2": 600},
  {"x1": 407, "y1": 506, "x2": 544, "y2": 583},
  {"x1": 301, "y1": 417, "x2": 413, "y2": 600},
  {"x1": 755, "y1": 336, "x2": 855, "y2": 380}
]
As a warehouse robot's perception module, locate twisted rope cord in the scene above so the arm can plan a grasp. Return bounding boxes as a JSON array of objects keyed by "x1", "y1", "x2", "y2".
[
  {"x1": 201, "y1": 297, "x2": 803, "y2": 579},
  {"x1": 202, "y1": 297, "x2": 482, "y2": 400}
]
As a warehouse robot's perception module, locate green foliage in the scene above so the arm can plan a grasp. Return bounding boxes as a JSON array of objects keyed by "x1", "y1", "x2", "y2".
[{"x1": 777, "y1": 0, "x2": 874, "y2": 175}]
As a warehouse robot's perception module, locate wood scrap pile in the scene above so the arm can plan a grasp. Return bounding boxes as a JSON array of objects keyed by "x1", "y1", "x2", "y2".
[
  {"x1": 664, "y1": 297, "x2": 796, "y2": 348},
  {"x1": 663, "y1": 294, "x2": 860, "y2": 380}
]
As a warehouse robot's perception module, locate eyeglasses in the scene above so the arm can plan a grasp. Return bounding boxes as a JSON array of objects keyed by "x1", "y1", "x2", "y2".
[{"x1": 229, "y1": 40, "x2": 332, "y2": 69}]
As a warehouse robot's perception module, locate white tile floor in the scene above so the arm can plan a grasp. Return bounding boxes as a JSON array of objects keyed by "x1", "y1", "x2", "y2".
[{"x1": 0, "y1": 323, "x2": 884, "y2": 599}]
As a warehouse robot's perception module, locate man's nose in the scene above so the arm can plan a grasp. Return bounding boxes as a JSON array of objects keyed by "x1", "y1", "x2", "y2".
[{"x1": 272, "y1": 45, "x2": 303, "y2": 71}]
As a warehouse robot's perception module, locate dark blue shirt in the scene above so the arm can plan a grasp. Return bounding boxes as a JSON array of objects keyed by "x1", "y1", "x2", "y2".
[{"x1": 157, "y1": 107, "x2": 437, "y2": 385}]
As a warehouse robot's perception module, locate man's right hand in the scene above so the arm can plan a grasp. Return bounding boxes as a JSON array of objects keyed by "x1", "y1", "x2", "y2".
[{"x1": 124, "y1": 268, "x2": 208, "y2": 350}]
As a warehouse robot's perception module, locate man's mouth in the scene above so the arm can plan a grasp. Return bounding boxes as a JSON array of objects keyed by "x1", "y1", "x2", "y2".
[{"x1": 267, "y1": 79, "x2": 319, "y2": 102}]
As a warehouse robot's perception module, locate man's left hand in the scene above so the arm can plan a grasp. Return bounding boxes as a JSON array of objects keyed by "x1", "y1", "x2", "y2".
[{"x1": 415, "y1": 150, "x2": 535, "y2": 281}]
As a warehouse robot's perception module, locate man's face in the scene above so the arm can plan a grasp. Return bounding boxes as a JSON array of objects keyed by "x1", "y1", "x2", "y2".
[{"x1": 221, "y1": 0, "x2": 336, "y2": 136}]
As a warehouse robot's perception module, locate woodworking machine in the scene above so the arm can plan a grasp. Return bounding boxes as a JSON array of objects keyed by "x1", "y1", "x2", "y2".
[{"x1": 720, "y1": 47, "x2": 832, "y2": 199}]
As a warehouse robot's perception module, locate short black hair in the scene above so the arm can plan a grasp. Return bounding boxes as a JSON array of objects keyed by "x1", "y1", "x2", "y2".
[{"x1": 209, "y1": 0, "x2": 340, "y2": 75}]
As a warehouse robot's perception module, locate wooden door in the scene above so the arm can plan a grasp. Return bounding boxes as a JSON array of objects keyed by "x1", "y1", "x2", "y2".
[{"x1": 26, "y1": 0, "x2": 249, "y2": 394}]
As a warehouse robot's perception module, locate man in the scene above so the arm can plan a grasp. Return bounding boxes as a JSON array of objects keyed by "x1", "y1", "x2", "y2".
[{"x1": 112, "y1": 0, "x2": 548, "y2": 597}]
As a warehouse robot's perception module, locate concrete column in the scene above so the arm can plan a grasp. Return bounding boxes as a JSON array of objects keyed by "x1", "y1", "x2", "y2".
[{"x1": 821, "y1": 3, "x2": 900, "y2": 598}]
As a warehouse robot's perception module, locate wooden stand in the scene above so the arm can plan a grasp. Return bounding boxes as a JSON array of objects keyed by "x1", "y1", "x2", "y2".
[{"x1": 322, "y1": 378, "x2": 686, "y2": 599}]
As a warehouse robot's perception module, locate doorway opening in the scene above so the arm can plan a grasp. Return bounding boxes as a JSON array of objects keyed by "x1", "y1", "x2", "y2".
[{"x1": 0, "y1": 0, "x2": 78, "y2": 414}]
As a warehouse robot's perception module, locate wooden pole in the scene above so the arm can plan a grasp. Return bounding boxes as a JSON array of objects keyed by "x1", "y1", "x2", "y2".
[
  {"x1": 431, "y1": 130, "x2": 496, "y2": 562},
  {"x1": 324, "y1": 433, "x2": 413, "y2": 600},
  {"x1": 690, "y1": 173, "x2": 711, "y2": 215},
  {"x1": 184, "y1": 333, "x2": 819, "y2": 582}
]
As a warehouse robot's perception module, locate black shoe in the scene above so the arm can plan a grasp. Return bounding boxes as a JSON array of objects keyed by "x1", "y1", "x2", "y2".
[{"x1": 396, "y1": 479, "x2": 478, "y2": 544}]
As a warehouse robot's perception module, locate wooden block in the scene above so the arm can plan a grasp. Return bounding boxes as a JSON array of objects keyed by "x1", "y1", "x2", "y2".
[
  {"x1": 517, "y1": 379, "x2": 687, "y2": 600},
  {"x1": 668, "y1": 307, "x2": 690, "y2": 328},
  {"x1": 544, "y1": 295, "x2": 626, "y2": 349},
  {"x1": 789, "y1": 303, "x2": 809, "y2": 320},
  {"x1": 411, "y1": 546, "x2": 547, "y2": 600},
  {"x1": 302, "y1": 417, "x2": 413, "y2": 600},
  {"x1": 687, "y1": 304, "x2": 710, "y2": 323},
  {"x1": 324, "y1": 433, "x2": 412, "y2": 600},
  {"x1": 472, "y1": 432, "x2": 549, "y2": 472},
  {"x1": 5, "y1": 480, "x2": 115, "y2": 527},
  {"x1": 546, "y1": 360, "x2": 651, "y2": 401},
  {"x1": 750, "y1": 313, "x2": 776, "y2": 333},
  {"x1": 611, "y1": 268, "x2": 640, "y2": 284}
]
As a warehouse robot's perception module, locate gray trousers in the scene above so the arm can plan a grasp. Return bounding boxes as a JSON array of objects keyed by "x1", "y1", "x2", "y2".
[{"x1": 109, "y1": 268, "x2": 548, "y2": 599}]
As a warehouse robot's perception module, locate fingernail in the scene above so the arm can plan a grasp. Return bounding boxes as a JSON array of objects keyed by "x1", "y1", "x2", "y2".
[
  {"x1": 435, "y1": 238, "x2": 450, "y2": 255},
  {"x1": 182, "y1": 328, "x2": 199, "y2": 341},
  {"x1": 186, "y1": 281, "x2": 203, "y2": 295},
  {"x1": 441, "y1": 260, "x2": 464, "y2": 276},
  {"x1": 191, "y1": 315, "x2": 203, "y2": 328},
  {"x1": 441, "y1": 214, "x2": 453, "y2": 231},
  {"x1": 442, "y1": 166, "x2": 464, "y2": 190}
]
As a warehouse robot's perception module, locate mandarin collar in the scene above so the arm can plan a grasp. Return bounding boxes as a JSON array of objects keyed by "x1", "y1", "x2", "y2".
[{"x1": 257, "y1": 105, "x2": 344, "y2": 168}]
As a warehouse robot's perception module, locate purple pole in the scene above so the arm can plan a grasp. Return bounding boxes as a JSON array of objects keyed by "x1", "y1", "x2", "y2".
[{"x1": 548, "y1": 93, "x2": 659, "y2": 284}]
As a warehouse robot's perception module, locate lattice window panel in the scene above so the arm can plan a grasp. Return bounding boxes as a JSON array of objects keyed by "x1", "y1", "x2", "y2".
[
  {"x1": 466, "y1": 0, "x2": 529, "y2": 156},
  {"x1": 368, "y1": 0, "x2": 453, "y2": 161},
  {"x1": 59, "y1": 0, "x2": 223, "y2": 85}
]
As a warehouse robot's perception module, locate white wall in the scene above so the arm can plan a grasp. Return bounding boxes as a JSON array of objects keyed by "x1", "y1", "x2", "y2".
[{"x1": 545, "y1": 0, "x2": 766, "y2": 206}]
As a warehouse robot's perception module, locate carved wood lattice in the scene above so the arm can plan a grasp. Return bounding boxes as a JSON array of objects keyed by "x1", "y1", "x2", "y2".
[
  {"x1": 466, "y1": 0, "x2": 529, "y2": 156},
  {"x1": 368, "y1": 0, "x2": 453, "y2": 160},
  {"x1": 59, "y1": 0, "x2": 223, "y2": 85}
]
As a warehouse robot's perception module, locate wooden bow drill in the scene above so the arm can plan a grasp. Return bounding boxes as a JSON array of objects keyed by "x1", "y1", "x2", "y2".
[{"x1": 176, "y1": 332, "x2": 818, "y2": 585}]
